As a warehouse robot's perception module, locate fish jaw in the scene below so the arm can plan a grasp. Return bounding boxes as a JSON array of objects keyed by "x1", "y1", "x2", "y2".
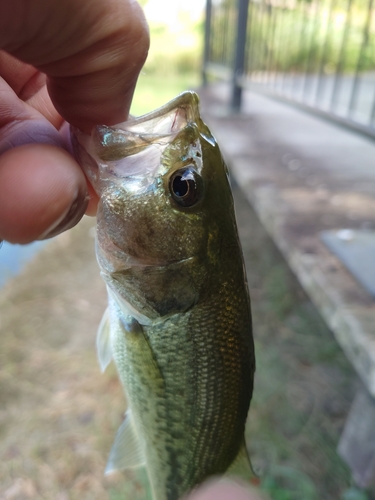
[
  {"x1": 72, "y1": 91, "x2": 216, "y2": 274},
  {"x1": 71, "y1": 91, "x2": 202, "y2": 197}
]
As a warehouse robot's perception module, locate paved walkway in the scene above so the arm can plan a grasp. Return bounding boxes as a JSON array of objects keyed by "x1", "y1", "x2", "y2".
[{"x1": 198, "y1": 84, "x2": 375, "y2": 488}]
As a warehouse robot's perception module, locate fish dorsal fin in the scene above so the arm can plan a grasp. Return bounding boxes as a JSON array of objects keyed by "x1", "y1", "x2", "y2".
[
  {"x1": 226, "y1": 439, "x2": 257, "y2": 483},
  {"x1": 96, "y1": 307, "x2": 112, "y2": 372},
  {"x1": 105, "y1": 410, "x2": 146, "y2": 474}
]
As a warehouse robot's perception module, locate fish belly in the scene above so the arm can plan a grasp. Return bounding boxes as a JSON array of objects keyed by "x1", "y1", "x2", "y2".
[{"x1": 110, "y1": 279, "x2": 254, "y2": 500}]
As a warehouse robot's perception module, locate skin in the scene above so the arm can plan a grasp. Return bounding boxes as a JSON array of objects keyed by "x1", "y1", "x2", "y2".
[
  {"x1": 187, "y1": 480, "x2": 267, "y2": 500},
  {"x1": 0, "y1": 0, "x2": 149, "y2": 243}
]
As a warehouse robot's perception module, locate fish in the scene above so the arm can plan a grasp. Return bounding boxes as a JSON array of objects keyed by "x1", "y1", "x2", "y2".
[{"x1": 72, "y1": 91, "x2": 255, "y2": 500}]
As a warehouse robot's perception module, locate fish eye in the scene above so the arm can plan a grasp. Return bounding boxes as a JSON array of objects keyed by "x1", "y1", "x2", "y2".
[{"x1": 169, "y1": 167, "x2": 202, "y2": 207}]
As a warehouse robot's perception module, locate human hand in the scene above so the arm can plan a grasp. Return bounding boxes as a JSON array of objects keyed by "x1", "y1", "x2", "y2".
[
  {"x1": 187, "y1": 480, "x2": 268, "y2": 500},
  {"x1": 0, "y1": 0, "x2": 149, "y2": 243}
]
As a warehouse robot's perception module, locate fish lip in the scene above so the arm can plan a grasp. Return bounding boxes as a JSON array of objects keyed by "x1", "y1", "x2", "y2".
[
  {"x1": 72, "y1": 90, "x2": 199, "y2": 146},
  {"x1": 121, "y1": 90, "x2": 200, "y2": 129},
  {"x1": 71, "y1": 91, "x2": 203, "y2": 195},
  {"x1": 93, "y1": 91, "x2": 201, "y2": 159}
]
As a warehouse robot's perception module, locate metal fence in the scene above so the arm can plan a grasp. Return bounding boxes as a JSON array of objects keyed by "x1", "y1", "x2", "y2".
[{"x1": 203, "y1": 0, "x2": 375, "y2": 139}]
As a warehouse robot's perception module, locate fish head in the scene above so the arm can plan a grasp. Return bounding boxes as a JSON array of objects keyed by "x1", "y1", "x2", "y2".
[
  {"x1": 72, "y1": 91, "x2": 234, "y2": 320},
  {"x1": 73, "y1": 91, "x2": 233, "y2": 268}
]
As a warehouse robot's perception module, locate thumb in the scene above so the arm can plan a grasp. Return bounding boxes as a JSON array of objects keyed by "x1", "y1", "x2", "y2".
[{"x1": 186, "y1": 480, "x2": 268, "y2": 500}]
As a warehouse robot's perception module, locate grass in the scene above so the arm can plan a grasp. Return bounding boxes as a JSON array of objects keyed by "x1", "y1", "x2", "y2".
[
  {"x1": 128, "y1": 0, "x2": 203, "y2": 117},
  {"x1": 131, "y1": 73, "x2": 201, "y2": 117}
]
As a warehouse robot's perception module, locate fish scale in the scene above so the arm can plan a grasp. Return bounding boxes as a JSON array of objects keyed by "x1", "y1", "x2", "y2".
[{"x1": 72, "y1": 91, "x2": 255, "y2": 500}]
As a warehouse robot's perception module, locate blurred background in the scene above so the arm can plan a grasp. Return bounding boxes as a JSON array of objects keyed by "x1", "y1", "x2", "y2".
[
  {"x1": 131, "y1": 0, "x2": 205, "y2": 114},
  {"x1": 1, "y1": 0, "x2": 375, "y2": 499}
]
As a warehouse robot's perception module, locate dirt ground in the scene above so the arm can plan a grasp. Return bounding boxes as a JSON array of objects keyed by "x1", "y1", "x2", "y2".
[{"x1": 0, "y1": 184, "x2": 362, "y2": 500}]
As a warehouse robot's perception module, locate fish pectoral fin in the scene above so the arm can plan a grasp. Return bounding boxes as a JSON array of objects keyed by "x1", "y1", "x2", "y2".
[
  {"x1": 226, "y1": 439, "x2": 257, "y2": 483},
  {"x1": 105, "y1": 410, "x2": 146, "y2": 474},
  {"x1": 96, "y1": 307, "x2": 113, "y2": 373}
]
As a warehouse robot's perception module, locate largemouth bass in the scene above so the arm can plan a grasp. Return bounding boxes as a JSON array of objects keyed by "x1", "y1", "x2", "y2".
[{"x1": 72, "y1": 91, "x2": 255, "y2": 500}]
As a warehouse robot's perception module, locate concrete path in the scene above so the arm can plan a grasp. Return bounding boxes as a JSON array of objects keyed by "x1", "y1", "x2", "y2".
[{"x1": 198, "y1": 84, "x2": 375, "y2": 487}]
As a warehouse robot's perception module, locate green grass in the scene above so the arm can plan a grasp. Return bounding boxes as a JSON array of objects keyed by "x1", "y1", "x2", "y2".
[
  {"x1": 130, "y1": 73, "x2": 201, "y2": 117},
  {"x1": 129, "y1": 2, "x2": 203, "y2": 116}
]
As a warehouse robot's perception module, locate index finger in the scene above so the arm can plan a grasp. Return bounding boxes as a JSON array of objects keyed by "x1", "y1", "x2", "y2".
[{"x1": 0, "y1": 0, "x2": 149, "y2": 132}]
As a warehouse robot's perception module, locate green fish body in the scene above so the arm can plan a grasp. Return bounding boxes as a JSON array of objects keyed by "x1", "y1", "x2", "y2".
[{"x1": 72, "y1": 92, "x2": 255, "y2": 500}]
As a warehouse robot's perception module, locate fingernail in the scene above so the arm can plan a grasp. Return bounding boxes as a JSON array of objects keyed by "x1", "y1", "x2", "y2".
[{"x1": 37, "y1": 189, "x2": 89, "y2": 240}]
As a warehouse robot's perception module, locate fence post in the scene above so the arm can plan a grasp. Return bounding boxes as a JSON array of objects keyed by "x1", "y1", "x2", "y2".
[
  {"x1": 231, "y1": 0, "x2": 250, "y2": 111},
  {"x1": 202, "y1": 0, "x2": 213, "y2": 86}
]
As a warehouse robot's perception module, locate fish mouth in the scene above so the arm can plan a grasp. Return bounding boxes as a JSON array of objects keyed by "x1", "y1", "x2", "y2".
[
  {"x1": 104, "y1": 90, "x2": 200, "y2": 141},
  {"x1": 72, "y1": 91, "x2": 202, "y2": 194}
]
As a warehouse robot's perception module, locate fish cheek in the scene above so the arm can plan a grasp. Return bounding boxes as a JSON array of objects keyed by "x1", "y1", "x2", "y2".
[
  {"x1": 112, "y1": 259, "x2": 207, "y2": 319},
  {"x1": 98, "y1": 207, "x2": 132, "y2": 258},
  {"x1": 99, "y1": 193, "x2": 153, "y2": 261},
  {"x1": 99, "y1": 188, "x2": 189, "y2": 262}
]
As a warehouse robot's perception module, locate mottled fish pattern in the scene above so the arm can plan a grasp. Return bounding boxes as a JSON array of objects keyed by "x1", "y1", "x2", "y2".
[{"x1": 72, "y1": 91, "x2": 255, "y2": 500}]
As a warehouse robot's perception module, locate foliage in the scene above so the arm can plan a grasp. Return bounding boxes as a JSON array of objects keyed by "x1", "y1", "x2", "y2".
[
  {"x1": 131, "y1": 74, "x2": 200, "y2": 116},
  {"x1": 141, "y1": 2, "x2": 204, "y2": 77},
  {"x1": 129, "y1": 1, "x2": 204, "y2": 115},
  {"x1": 210, "y1": 0, "x2": 375, "y2": 74},
  {"x1": 261, "y1": 465, "x2": 319, "y2": 500},
  {"x1": 341, "y1": 488, "x2": 370, "y2": 500}
]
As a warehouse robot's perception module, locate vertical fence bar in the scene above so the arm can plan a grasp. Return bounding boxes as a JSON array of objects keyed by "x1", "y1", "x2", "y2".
[
  {"x1": 231, "y1": 0, "x2": 250, "y2": 110},
  {"x1": 263, "y1": 1, "x2": 274, "y2": 84},
  {"x1": 271, "y1": 1, "x2": 287, "y2": 90},
  {"x1": 221, "y1": 1, "x2": 228, "y2": 65},
  {"x1": 370, "y1": 83, "x2": 375, "y2": 125},
  {"x1": 253, "y1": 0, "x2": 264, "y2": 81},
  {"x1": 218, "y1": 2, "x2": 226, "y2": 65},
  {"x1": 202, "y1": 0, "x2": 213, "y2": 86},
  {"x1": 266, "y1": 2, "x2": 277, "y2": 84},
  {"x1": 258, "y1": 0, "x2": 268, "y2": 82},
  {"x1": 226, "y1": 2, "x2": 234, "y2": 71},
  {"x1": 348, "y1": 0, "x2": 373, "y2": 119},
  {"x1": 292, "y1": 0, "x2": 310, "y2": 98},
  {"x1": 280, "y1": 3, "x2": 296, "y2": 93},
  {"x1": 314, "y1": 0, "x2": 336, "y2": 107},
  {"x1": 244, "y1": 0, "x2": 255, "y2": 76},
  {"x1": 246, "y1": 0, "x2": 258, "y2": 79},
  {"x1": 330, "y1": 0, "x2": 353, "y2": 112},
  {"x1": 302, "y1": 0, "x2": 323, "y2": 102}
]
